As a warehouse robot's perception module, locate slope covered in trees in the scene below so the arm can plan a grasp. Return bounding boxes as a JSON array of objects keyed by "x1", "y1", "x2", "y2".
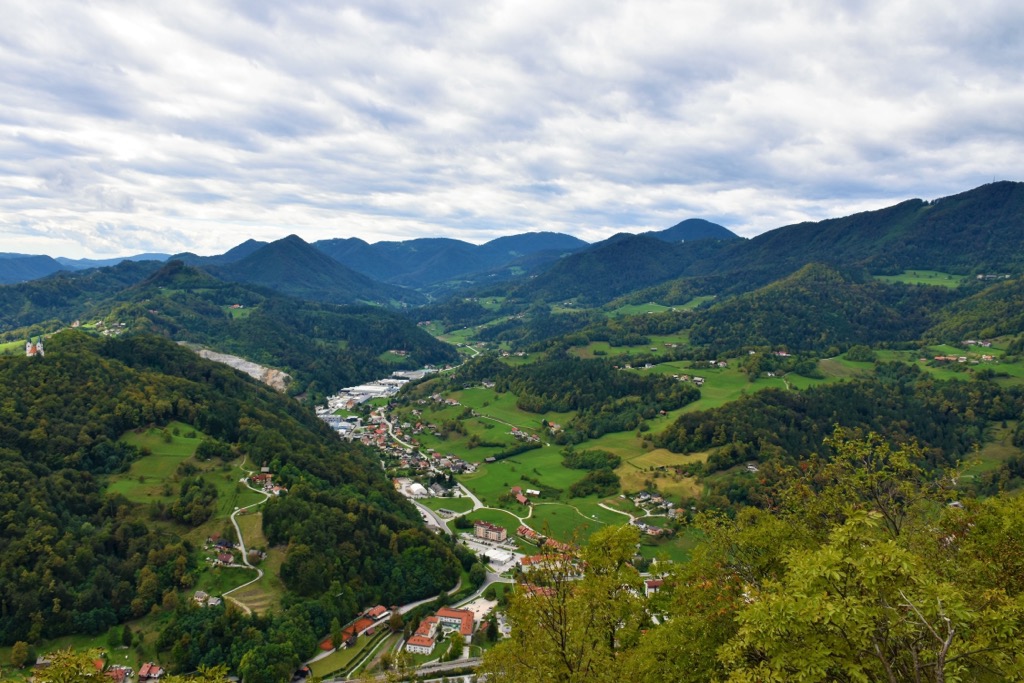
[
  {"x1": 1, "y1": 261, "x2": 460, "y2": 397},
  {"x1": 453, "y1": 351, "x2": 700, "y2": 442},
  {"x1": 0, "y1": 331, "x2": 460, "y2": 665},
  {"x1": 483, "y1": 431, "x2": 1024, "y2": 683},
  {"x1": 687, "y1": 263, "x2": 959, "y2": 353}
]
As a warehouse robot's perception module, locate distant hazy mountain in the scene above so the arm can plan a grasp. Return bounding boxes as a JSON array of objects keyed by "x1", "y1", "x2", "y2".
[
  {"x1": 169, "y1": 239, "x2": 267, "y2": 267},
  {"x1": 0, "y1": 254, "x2": 66, "y2": 284},
  {"x1": 212, "y1": 234, "x2": 424, "y2": 306},
  {"x1": 54, "y1": 253, "x2": 170, "y2": 270},
  {"x1": 314, "y1": 231, "x2": 588, "y2": 288}
]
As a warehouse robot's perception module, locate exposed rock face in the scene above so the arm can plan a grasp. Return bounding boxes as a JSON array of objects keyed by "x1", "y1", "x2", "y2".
[{"x1": 194, "y1": 348, "x2": 291, "y2": 391}]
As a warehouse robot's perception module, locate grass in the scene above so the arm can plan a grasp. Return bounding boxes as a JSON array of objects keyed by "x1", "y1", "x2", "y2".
[
  {"x1": 617, "y1": 449, "x2": 705, "y2": 499},
  {"x1": 874, "y1": 270, "x2": 966, "y2": 288},
  {"x1": 608, "y1": 302, "x2": 672, "y2": 316},
  {"x1": 528, "y1": 502, "x2": 609, "y2": 543},
  {"x1": 110, "y1": 423, "x2": 207, "y2": 502},
  {"x1": 229, "y1": 547, "x2": 286, "y2": 614},
  {"x1": 420, "y1": 497, "x2": 475, "y2": 514},
  {"x1": 638, "y1": 527, "x2": 703, "y2": 563},
  {"x1": 451, "y1": 508, "x2": 524, "y2": 534},
  {"x1": 309, "y1": 628, "x2": 390, "y2": 678},
  {"x1": 224, "y1": 305, "x2": 253, "y2": 319},
  {"x1": 962, "y1": 421, "x2": 1022, "y2": 479},
  {"x1": 457, "y1": 445, "x2": 587, "y2": 508}
]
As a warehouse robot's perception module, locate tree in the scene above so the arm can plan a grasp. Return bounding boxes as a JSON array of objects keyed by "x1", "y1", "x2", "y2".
[
  {"x1": 720, "y1": 511, "x2": 1024, "y2": 682},
  {"x1": 446, "y1": 632, "x2": 465, "y2": 661},
  {"x1": 10, "y1": 641, "x2": 29, "y2": 669},
  {"x1": 481, "y1": 524, "x2": 644, "y2": 683},
  {"x1": 469, "y1": 563, "x2": 488, "y2": 588},
  {"x1": 329, "y1": 617, "x2": 343, "y2": 650},
  {"x1": 388, "y1": 610, "x2": 404, "y2": 633},
  {"x1": 30, "y1": 649, "x2": 101, "y2": 682}
]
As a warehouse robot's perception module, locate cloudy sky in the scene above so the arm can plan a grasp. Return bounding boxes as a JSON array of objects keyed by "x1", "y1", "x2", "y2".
[{"x1": 1, "y1": 1, "x2": 1022, "y2": 258}]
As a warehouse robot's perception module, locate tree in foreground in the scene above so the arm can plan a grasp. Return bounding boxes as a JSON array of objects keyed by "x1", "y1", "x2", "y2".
[
  {"x1": 482, "y1": 429, "x2": 1024, "y2": 682},
  {"x1": 482, "y1": 524, "x2": 644, "y2": 683}
]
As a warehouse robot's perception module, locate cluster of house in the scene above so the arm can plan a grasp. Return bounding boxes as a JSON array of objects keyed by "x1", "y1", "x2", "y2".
[
  {"x1": 509, "y1": 486, "x2": 540, "y2": 505},
  {"x1": 427, "y1": 393, "x2": 462, "y2": 407},
  {"x1": 205, "y1": 535, "x2": 236, "y2": 566},
  {"x1": 964, "y1": 339, "x2": 994, "y2": 348},
  {"x1": 499, "y1": 351, "x2": 528, "y2": 358},
  {"x1": 405, "y1": 607, "x2": 476, "y2": 655},
  {"x1": 631, "y1": 519, "x2": 666, "y2": 537},
  {"x1": 631, "y1": 491, "x2": 675, "y2": 515},
  {"x1": 672, "y1": 373, "x2": 705, "y2": 386},
  {"x1": 508, "y1": 427, "x2": 541, "y2": 444},
  {"x1": 137, "y1": 662, "x2": 165, "y2": 680},
  {"x1": 95, "y1": 320, "x2": 128, "y2": 337},
  {"x1": 473, "y1": 520, "x2": 507, "y2": 542},
  {"x1": 932, "y1": 354, "x2": 994, "y2": 364},
  {"x1": 193, "y1": 590, "x2": 223, "y2": 608},
  {"x1": 249, "y1": 470, "x2": 287, "y2": 496}
]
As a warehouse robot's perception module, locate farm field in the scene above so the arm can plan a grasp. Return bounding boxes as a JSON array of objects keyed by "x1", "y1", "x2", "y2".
[
  {"x1": 962, "y1": 421, "x2": 1020, "y2": 479},
  {"x1": 111, "y1": 422, "x2": 208, "y2": 502},
  {"x1": 420, "y1": 496, "x2": 475, "y2": 514},
  {"x1": 608, "y1": 302, "x2": 672, "y2": 316},
  {"x1": 450, "y1": 507, "x2": 525, "y2": 535},
  {"x1": 457, "y1": 445, "x2": 586, "y2": 508},
  {"x1": 874, "y1": 270, "x2": 966, "y2": 287}
]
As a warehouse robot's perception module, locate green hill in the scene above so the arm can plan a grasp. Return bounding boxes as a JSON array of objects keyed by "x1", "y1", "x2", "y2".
[
  {"x1": 688, "y1": 263, "x2": 959, "y2": 352},
  {"x1": 0, "y1": 331, "x2": 460, "y2": 666}
]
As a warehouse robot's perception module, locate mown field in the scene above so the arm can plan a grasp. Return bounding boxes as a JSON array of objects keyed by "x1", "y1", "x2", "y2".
[{"x1": 874, "y1": 269, "x2": 966, "y2": 287}]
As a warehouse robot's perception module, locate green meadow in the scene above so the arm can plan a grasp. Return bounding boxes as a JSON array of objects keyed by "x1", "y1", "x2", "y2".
[{"x1": 874, "y1": 270, "x2": 965, "y2": 287}]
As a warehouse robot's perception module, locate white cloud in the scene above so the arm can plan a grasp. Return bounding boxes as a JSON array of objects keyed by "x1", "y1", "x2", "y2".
[{"x1": 0, "y1": 0, "x2": 1021, "y2": 257}]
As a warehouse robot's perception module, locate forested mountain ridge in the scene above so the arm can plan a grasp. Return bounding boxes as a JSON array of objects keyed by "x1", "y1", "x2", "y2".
[
  {"x1": 209, "y1": 234, "x2": 425, "y2": 306},
  {"x1": 314, "y1": 231, "x2": 589, "y2": 289},
  {"x1": 500, "y1": 181, "x2": 1024, "y2": 309},
  {"x1": 0, "y1": 331, "x2": 461, "y2": 668},
  {"x1": 687, "y1": 263, "x2": 961, "y2": 353},
  {"x1": 55, "y1": 261, "x2": 460, "y2": 396},
  {"x1": 0, "y1": 260, "x2": 164, "y2": 334}
]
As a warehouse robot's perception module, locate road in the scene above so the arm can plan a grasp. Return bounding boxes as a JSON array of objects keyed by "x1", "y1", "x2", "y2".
[{"x1": 221, "y1": 457, "x2": 271, "y2": 614}]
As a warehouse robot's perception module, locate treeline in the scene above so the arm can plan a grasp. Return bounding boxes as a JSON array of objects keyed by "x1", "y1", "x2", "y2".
[
  {"x1": 0, "y1": 331, "x2": 461, "y2": 656},
  {"x1": 455, "y1": 351, "x2": 700, "y2": 443},
  {"x1": 656, "y1": 362, "x2": 1024, "y2": 489}
]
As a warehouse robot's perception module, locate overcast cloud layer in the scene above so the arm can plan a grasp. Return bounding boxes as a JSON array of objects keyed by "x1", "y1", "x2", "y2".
[{"x1": 1, "y1": 1, "x2": 1022, "y2": 257}]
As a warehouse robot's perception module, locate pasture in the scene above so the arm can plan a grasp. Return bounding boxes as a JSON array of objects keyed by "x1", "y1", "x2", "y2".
[{"x1": 874, "y1": 270, "x2": 965, "y2": 288}]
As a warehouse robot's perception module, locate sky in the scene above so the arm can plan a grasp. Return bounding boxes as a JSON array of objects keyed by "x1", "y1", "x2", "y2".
[{"x1": 1, "y1": 1, "x2": 1023, "y2": 258}]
